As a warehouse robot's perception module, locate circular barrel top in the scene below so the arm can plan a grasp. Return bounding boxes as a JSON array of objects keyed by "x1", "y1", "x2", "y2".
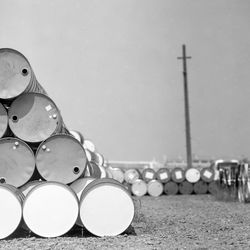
[
  {"x1": 141, "y1": 168, "x2": 156, "y2": 183},
  {"x1": 178, "y1": 180, "x2": 194, "y2": 195},
  {"x1": 36, "y1": 134, "x2": 87, "y2": 184},
  {"x1": 8, "y1": 92, "x2": 62, "y2": 143},
  {"x1": 164, "y1": 181, "x2": 179, "y2": 195},
  {"x1": 171, "y1": 168, "x2": 185, "y2": 183},
  {"x1": 147, "y1": 180, "x2": 163, "y2": 197},
  {"x1": 0, "y1": 48, "x2": 32, "y2": 99},
  {"x1": 23, "y1": 181, "x2": 79, "y2": 238},
  {"x1": 200, "y1": 167, "x2": 215, "y2": 183},
  {"x1": 185, "y1": 168, "x2": 201, "y2": 183},
  {"x1": 156, "y1": 168, "x2": 171, "y2": 183},
  {"x1": 131, "y1": 179, "x2": 147, "y2": 197},
  {"x1": 124, "y1": 169, "x2": 140, "y2": 184},
  {"x1": 0, "y1": 137, "x2": 35, "y2": 187},
  {"x1": 0, "y1": 184, "x2": 23, "y2": 239},
  {"x1": 79, "y1": 178, "x2": 134, "y2": 237},
  {"x1": 0, "y1": 103, "x2": 8, "y2": 138}
]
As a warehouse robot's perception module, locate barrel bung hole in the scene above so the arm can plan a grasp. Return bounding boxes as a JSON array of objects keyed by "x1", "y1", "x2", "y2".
[
  {"x1": 12, "y1": 115, "x2": 18, "y2": 123},
  {"x1": 73, "y1": 167, "x2": 80, "y2": 175},
  {"x1": 0, "y1": 177, "x2": 6, "y2": 184},
  {"x1": 21, "y1": 68, "x2": 28, "y2": 76}
]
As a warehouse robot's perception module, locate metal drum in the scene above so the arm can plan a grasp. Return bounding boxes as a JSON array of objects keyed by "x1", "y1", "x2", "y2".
[
  {"x1": 85, "y1": 162, "x2": 102, "y2": 179},
  {"x1": 164, "y1": 181, "x2": 179, "y2": 195},
  {"x1": 200, "y1": 167, "x2": 215, "y2": 183},
  {"x1": 131, "y1": 179, "x2": 147, "y2": 197},
  {"x1": 86, "y1": 150, "x2": 105, "y2": 167},
  {"x1": 23, "y1": 181, "x2": 79, "y2": 238},
  {"x1": 156, "y1": 168, "x2": 171, "y2": 183},
  {"x1": 193, "y1": 180, "x2": 208, "y2": 194},
  {"x1": 0, "y1": 48, "x2": 46, "y2": 100},
  {"x1": 0, "y1": 103, "x2": 8, "y2": 138},
  {"x1": 171, "y1": 168, "x2": 185, "y2": 183},
  {"x1": 36, "y1": 134, "x2": 87, "y2": 184},
  {"x1": 0, "y1": 184, "x2": 24, "y2": 239},
  {"x1": 0, "y1": 137, "x2": 35, "y2": 187},
  {"x1": 147, "y1": 180, "x2": 163, "y2": 197},
  {"x1": 124, "y1": 169, "x2": 140, "y2": 184},
  {"x1": 142, "y1": 168, "x2": 156, "y2": 183},
  {"x1": 69, "y1": 130, "x2": 84, "y2": 145},
  {"x1": 79, "y1": 178, "x2": 134, "y2": 236},
  {"x1": 178, "y1": 181, "x2": 194, "y2": 195},
  {"x1": 8, "y1": 92, "x2": 67, "y2": 144},
  {"x1": 185, "y1": 168, "x2": 201, "y2": 183},
  {"x1": 108, "y1": 167, "x2": 124, "y2": 183}
]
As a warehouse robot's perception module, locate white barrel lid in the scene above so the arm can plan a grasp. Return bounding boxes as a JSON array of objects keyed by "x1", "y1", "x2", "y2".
[
  {"x1": 0, "y1": 184, "x2": 22, "y2": 239},
  {"x1": 23, "y1": 182, "x2": 79, "y2": 238},
  {"x1": 185, "y1": 168, "x2": 201, "y2": 183},
  {"x1": 36, "y1": 134, "x2": 87, "y2": 184},
  {"x1": 131, "y1": 179, "x2": 147, "y2": 197},
  {"x1": 79, "y1": 178, "x2": 134, "y2": 237},
  {"x1": 0, "y1": 48, "x2": 32, "y2": 99},
  {"x1": 147, "y1": 180, "x2": 163, "y2": 197},
  {"x1": 0, "y1": 137, "x2": 35, "y2": 187}
]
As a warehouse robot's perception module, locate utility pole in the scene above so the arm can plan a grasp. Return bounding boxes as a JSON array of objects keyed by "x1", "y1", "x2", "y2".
[{"x1": 177, "y1": 44, "x2": 192, "y2": 168}]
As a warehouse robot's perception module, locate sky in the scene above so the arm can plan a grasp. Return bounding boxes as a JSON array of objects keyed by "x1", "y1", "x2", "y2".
[{"x1": 0, "y1": 0, "x2": 250, "y2": 161}]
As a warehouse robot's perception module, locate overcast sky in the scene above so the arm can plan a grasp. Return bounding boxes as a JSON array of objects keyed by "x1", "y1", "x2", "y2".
[{"x1": 1, "y1": 0, "x2": 250, "y2": 161}]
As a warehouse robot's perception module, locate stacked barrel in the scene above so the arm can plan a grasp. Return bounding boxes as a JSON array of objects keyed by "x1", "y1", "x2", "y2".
[
  {"x1": 105, "y1": 164, "x2": 216, "y2": 197},
  {"x1": 0, "y1": 48, "x2": 135, "y2": 239}
]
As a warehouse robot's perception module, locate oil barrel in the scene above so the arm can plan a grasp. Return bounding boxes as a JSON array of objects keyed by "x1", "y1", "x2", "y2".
[
  {"x1": 36, "y1": 134, "x2": 87, "y2": 184},
  {"x1": 70, "y1": 177, "x2": 95, "y2": 200},
  {"x1": 0, "y1": 103, "x2": 8, "y2": 138},
  {"x1": 141, "y1": 168, "x2": 156, "y2": 183},
  {"x1": 0, "y1": 137, "x2": 35, "y2": 187},
  {"x1": 171, "y1": 168, "x2": 185, "y2": 183},
  {"x1": 108, "y1": 167, "x2": 124, "y2": 183},
  {"x1": 185, "y1": 168, "x2": 201, "y2": 183},
  {"x1": 178, "y1": 180, "x2": 194, "y2": 195},
  {"x1": 131, "y1": 179, "x2": 147, "y2": 197},
  {"x1": 164, "y1": 181, "x2": 179, "y2": 195},
  {"x1": 8, "y1": 92, "x2": 66, "y2": 144},
  {"x1": 193, "y1": 180, "x2": 208, "y2": 194},
  {"x1": 23, "y1": 181, "x2": 79, "y2": 238},
  {"x1": 147, "y1": 180, "x2": 163, "y2": 197},
  {"x1": 0, "y1": 48, "x2": 46, "y2": 100},
  {"x1": 0, "y1": 184, "x2": 24, "y2": 239},
  {"x1": 79, "y1": 178, "x2": 134, "y2": 236},
  {"x1": 124, "y1": 169, "x2": 140, "y2": 184},
  {"x1": 156, "y1": 168, "x2": 171, "y2": 183},
  {"x1": 200, "y1": 167, "x2": 215, "y2": 183},
  {"x1": 85, "y1": 161, "x2": 102, "y2": 178}
]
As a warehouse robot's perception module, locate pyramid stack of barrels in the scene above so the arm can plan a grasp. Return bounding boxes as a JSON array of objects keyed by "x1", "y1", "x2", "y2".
[
  {"x1": 0, "y1": 48, "x2": 135, "y2": 239},
  {"x1": 105, "y1": 164, "x2": 216, "y2": 197}
]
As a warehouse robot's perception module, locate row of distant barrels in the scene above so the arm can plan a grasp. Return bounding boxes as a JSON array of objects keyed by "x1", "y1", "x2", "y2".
[
  {"x1": 0, "y1": 48, "x2": 135, "y2": 240},
  {"x1": 103, "y1": 165, "x2": 217, "y2": 197}
]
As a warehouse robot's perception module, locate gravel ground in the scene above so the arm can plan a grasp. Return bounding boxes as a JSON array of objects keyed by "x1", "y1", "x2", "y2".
[{"x1": 1, "y1": 194, "x2": 250, "y2": 249}]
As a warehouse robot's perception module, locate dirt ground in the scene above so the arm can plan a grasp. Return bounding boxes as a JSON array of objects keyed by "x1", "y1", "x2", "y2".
[{"x1": 1, "y1": 194, "x2": 250, "y2": 250}]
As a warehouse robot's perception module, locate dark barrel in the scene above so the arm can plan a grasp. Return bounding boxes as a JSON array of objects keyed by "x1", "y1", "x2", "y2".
[
  {"x1": 156, "y1": 168, "x2": 171, "y2": 183},
  {"x1": 178, "y1": 180, "x2": 194, "y2": 195},
  {"x1": 164, "y1": 181, "x2": 179, "y2": 195},
  {"x1": 171, "y1": 168, "x2": 185, "y2": 183}
]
